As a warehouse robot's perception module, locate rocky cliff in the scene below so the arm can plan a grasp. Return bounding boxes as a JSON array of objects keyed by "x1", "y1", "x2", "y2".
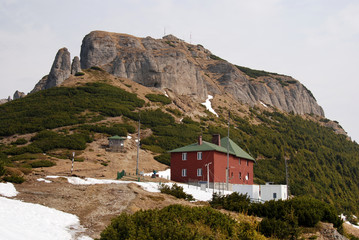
[
  {"x1": 31, "y1": 30, "x2": 324, "y2": 116},
  {"x1": 79, "y1": 31, "x2": 324, "y2": 116}
]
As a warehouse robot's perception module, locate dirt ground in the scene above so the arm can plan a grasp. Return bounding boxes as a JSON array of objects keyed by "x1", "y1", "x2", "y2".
[{"x1": 14, "y1": 174, "x2": 193, "y2": 239}]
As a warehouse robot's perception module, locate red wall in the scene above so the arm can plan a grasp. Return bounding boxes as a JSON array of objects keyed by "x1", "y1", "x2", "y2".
[{"x1": 171, "y1": 150, "x2": 254, "y2": 185}]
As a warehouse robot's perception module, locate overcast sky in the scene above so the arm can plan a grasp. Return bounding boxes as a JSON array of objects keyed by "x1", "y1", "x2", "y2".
[{"x1": 1, "y1": 0, "x2": 359, "y2": 142}]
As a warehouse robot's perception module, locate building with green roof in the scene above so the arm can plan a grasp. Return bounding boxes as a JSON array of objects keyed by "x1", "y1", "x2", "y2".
[{"x1": 170, "y1": 134, "x2": 255, "y2": 186}]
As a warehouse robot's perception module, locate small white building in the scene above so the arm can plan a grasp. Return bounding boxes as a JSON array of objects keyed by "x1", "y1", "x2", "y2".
[
  {"x1": 232, "y1": 184, "x2": 260, "y2": 200},
  {"x1": 233, "y1": 183, "x2": 287, "y2": 202},
  {"x1": 260, "y1": 183, "x2": 287, "y2": 201}
]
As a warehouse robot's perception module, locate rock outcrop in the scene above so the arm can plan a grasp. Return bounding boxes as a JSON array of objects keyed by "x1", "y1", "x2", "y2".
[
  {"x1": 13, "y1": 90, "x2": 25, "y2": 100},
  {"x1": 80, "y1": 31, "x2": 324, "y2": 116},
  {"x1": 31, "y1": 48, "x2": 71, "y2": 93},
  {"x1": 71, "y1": 56, "x2": 81, "y2": 75}
]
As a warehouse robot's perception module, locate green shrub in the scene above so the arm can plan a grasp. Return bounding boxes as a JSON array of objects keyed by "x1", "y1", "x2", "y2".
[
  {"x1": 0, "y1": 161, "x2": 5, "y2": 177},
  {"x1": 259, "y1": 218, "x2": 293, "y2": 239},
  {"x1": 3, "y1": 175, "x2": 25, "y2": 184},
  {"x1": 30, "y1": 160, "x2": 55, "y2": 168},
  {"x1": 209, "y1": 54, "x2": 224, "y2": 61},
  {"x1": 166, "y1": 107, "x2": 182, "y2": 117},
  {"x1": 159, "y1": 183, "x2": 194, "y2": 201},
  {"x1": 145, "y1": 94, "x2": 171, "y2": 104},
  {"x1": 11, "y1": 138, "x2": 28, "y2": 145},
  {"x1": 90, "y1": 66, "x2": 104, "y2": 71},
  {"x1": 154, "y1": 153, "x2": 170, "y2": 166},
  {"x1": 74, "y1": 72, "x2": 85, "y2": 76},
  {"x1": 99, "y1": 205, "x2": 258, "y2": 240},
  {"x1": 210, "y1": 192, "x2": 250, "y2": 212}
]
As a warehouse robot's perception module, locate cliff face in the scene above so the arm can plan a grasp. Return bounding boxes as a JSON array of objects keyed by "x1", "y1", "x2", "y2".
[{"x1": 79, "y1": 31, "x2": 324, "y2": 116}]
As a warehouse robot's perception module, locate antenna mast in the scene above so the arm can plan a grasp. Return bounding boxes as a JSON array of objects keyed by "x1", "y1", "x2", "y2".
[{"x1": 226, "y1": 111, "x2": 230, "y2": 190}]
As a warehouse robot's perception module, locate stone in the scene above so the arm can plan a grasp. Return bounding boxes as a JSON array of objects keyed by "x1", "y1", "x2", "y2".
[
  {"x1": 45, "y1": 47, "x2": 71, "y2": 89},
  {"x1": 13, "y1": 90, "x2": 25, "y2": 100},
  {"x1": 71, "y1": 56, "x2": 81, "y2": 75}
]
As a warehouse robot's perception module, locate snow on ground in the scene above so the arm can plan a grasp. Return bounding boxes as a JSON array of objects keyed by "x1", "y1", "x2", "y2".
[
  {"x1": 45, "y1": 175, "x2": 231, "y2": 202},
  {"x1": 37, "y1": 178, "x2": 52, "y2": 183},
  {"x1": 341, "y1": 214, "x2": 359, "y2": 229},
  {"x1": 0, "y1": 182, "x2": 18, "y2": 197},
  {"x1": 201, "y1": 95, "x2": 218, "y2": 117},
  {"x1": 0, "y1": 197, "x2": 91, "y2": 240},
  {"x1": 260, "y1": 101, "x2": 268, "y2": 108},
  {"x1": 0, "y1": 182, "x2": 91, "y2": 240},
  {"x1": 127, "y1": 135, "x2": 132, "y2": 139}
]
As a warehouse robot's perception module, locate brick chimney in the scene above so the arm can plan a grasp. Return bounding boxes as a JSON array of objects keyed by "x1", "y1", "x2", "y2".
[
  {"x1": 212, "y1": 134, "x2": 221, "y2": 146},
  {"x1": 198, "y1": 135, "x2": 203, "y2": 145}
]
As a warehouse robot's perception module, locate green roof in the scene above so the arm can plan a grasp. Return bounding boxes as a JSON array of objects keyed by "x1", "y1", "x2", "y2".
[
  {"x1": 169, "y1": 137, "x2": 255, "y2": 161},
  {"x1": 108, "y1": 135, "x2": 127, "y2": 140}
]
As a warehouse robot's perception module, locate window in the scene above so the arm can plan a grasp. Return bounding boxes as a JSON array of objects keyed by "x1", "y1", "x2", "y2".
[
  {"x1": 197, "y1": 168, "x2": 202, "y2": 176},
  {"x1": 273, "y1": 193, "x2": 277, "y2": 199},
  {"x1": 246, "y1": 160, "x2": 249, "y2": 166},
  {"x1": 239, "y1": 158, "x2": 241, "y2": 165},
  {"x1": 239, "y1": 172, "x2": 242, "y2": 179},
  {"x1": 182, "y1": 153, "x2": 187, "y2": 160},
  {"x1": 182, "y1": 169, "x2": 187, "y2": 177},
  {"x1": 197, "y1": 152, "x2": 202, "y2": 160}
]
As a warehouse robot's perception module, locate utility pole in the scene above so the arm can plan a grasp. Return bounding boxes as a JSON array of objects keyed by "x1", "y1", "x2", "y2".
[
  {"x1": 205, "y1": 162, "x2": 212, "y2": 192},
  {"x1": 226, "y1": 111, "x2": 230, "y2": 191},
  {"x1": 285, "y1": 156, "x2": 290, "y2": 199},
  {"x1": 136, "y1": 118, "x2": 140, "y2": 176}
]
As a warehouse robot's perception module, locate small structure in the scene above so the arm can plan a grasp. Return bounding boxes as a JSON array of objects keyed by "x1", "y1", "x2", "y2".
[
  {"x1": 108, "y1": 135, "x2": 126, "y2": 152},
  {"x1": 233, "y1": 184, "x2": 260, "y2": 201},
  {"x1": 260, "y1": 183, "x2": 288, "y2": 201}
]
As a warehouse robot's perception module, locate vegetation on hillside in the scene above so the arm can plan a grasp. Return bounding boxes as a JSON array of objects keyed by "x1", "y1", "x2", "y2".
[
  {"x1": 99, "y1": 204, "x2": 266, "y2": 240},
  {"x1": 210, "y1": 193, "x2": 343, "y2": 239},
  {"x1": 0, "y1": 81, "x2": 358, "y2": 217}
]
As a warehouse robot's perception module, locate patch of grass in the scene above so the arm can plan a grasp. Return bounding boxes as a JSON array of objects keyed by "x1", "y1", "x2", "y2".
[
  {"x1": 145, "y1": 94, "x2": 171, "y2": 105},
  {"x1": 30, "y1": 160, "x2": 55, "y2": 168},
  {"x1": 74, "y1": 72, "x2": 85, "y2": 76}
]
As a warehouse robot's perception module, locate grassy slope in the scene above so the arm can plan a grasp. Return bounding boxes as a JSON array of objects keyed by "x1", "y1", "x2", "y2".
[{"x1": 0, "y1": 74, "x2": 358, "y2": 215}]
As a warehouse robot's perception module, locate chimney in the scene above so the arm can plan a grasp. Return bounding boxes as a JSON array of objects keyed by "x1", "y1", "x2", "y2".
[
  {"x1": 198, "y1": 135, "x2": 203, "y2": 145},
  {"x1": 212, "y1": 134, "x2": 221, "y2": 146}
]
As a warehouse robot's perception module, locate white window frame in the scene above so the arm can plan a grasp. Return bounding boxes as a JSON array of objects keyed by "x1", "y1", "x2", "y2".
[
  {"x1": 246, "y1": 173, "x2": 249, "y2": 180},
  {"x1": 197, "y1": 168, "x2": 202, "y2": 177},
  {"x1": 197, "y1": 152, "x2": 202, "y2": 160},
  {"x1": 182, "y1": 169, "x2": 187, "y2": 177},
  {"x1": 182, "y1": 152, "x2": 187, "y2": 160}
]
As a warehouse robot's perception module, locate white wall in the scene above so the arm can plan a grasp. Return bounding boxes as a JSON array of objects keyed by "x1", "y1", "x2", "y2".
[
  {"x1": 260, "y1": 184, "x2": 287, "y2": 201},
  {"x1": 232, "y1": 184, "x2": 260, "y2": 200}
]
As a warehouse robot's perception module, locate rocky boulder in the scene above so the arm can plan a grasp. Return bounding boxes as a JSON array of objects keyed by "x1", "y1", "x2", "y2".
[
  {"x1": 71, "y1": 56, "x2": 81, "y2": 75},
  {"x1": 13, "y1": 90, "x2": 25, "y2": 100}
]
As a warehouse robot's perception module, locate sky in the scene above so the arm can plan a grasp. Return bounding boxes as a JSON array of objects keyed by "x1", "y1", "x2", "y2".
[{"x1": 1, "y1": 0, "x2": 358, "y2": 142}]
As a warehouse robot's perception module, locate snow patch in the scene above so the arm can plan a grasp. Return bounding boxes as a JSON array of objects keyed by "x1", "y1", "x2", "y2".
[
  {"x1": 163, "y1": 91, "x2": 169, "y2": 97},
  {"x1": 0, "y1": 182, "x2": 18, "y2": 197},
  {"x1": 37, "y1": 178, "x2": 52, "y2": 183},
  {"x1": 260, "y1": 101, "x2": 268, "y2": 108},
  {"x1": 341, "y1": 214, "x2": 359, "y2": 229},
  {"x1": 0, "y1": 197, "x2": 91, "y2": 240},
  {"x1": 127, "y1": 135, "x2": 132, "y2": 139},
  {"x1": 45, "y1": 176, "x2": 233, "y2": 202},
  {"x1": 201, "y1": 95, "x2": 218, "y2": 117}
]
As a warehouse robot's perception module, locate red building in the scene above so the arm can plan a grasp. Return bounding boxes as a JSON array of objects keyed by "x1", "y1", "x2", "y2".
[{"x1": 170, "y1": 134, "x2": 255, "y2": 185}]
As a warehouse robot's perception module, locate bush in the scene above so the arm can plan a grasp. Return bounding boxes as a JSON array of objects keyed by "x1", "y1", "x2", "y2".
[
  {"x1": 74, "y1": 72, "x2": 85, "y2": 76},
  {"x1": 0, "y1": 161, "x2": 5, "y2": 177},
  {"x1": 145, "y1": 94, "x2": 171, "y2": 104},
  {"x1": 29, "y1": 160, "x2": 55, "y2": 168},
  {"x1": 11, "y1": 138, "x2": 28, "y2": 145},
  {"x1": 210, "y1": 192, "x2": 250, "y2": 212},
  {"x1": 99, "y1": 205, "x2": 262, "y2": 240},
  {"x1": 3, "y1": 175, "x2": 25, "y2": 184},
  {"x1": 159, "y1": 183, "x2": 194, "y2": 201}
]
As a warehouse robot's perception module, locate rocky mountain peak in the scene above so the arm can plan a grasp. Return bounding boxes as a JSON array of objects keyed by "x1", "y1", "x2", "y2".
[{"x1": 79, "y1": 31, "x2": 324, "y2": 116}]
